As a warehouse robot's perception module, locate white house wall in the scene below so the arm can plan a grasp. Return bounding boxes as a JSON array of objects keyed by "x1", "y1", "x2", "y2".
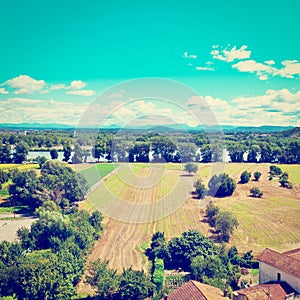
[{"x1": 259, "y1": 262, "x2": 300, "y2": 294}]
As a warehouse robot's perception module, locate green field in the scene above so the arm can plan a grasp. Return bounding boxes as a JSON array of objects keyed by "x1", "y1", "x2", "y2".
[
  {"x1": 80, "y1": 163, "x2": 118, "y2": 187},
  {"x1": 0, "y1": 163, "x2": 39, "y2": 171}
]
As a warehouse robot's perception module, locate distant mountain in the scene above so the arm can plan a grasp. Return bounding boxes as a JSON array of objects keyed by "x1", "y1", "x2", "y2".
[
  {"x1": 0, "y1": 123, "x2": 295, "y2": 133},
  {"x1": 0, "y1": 123, "x2": 75, "y2": 130},
  {"x1": 277, "y1": 127, "x2": 300, "y2": 137}
]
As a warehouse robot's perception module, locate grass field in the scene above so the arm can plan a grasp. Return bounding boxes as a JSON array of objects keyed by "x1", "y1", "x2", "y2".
[
  {"x1": 0, "y1": 163, "x2": 39, "y2": 171},
  {"x1": 79, "y1": 163, "x2": 118, "y2": 187}
]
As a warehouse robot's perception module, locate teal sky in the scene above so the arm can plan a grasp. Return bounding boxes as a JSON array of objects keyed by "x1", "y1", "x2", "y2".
[{"x1": 0, "y1": 0, "x2": 300, "y2": 127}]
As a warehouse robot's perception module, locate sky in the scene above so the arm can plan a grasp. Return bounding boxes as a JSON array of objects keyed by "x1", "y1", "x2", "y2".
[{"x1": 0, "y1": 0, "x2": 300, "y2": 127}]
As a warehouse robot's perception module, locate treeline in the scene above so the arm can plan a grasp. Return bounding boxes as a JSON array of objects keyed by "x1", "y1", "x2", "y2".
[{"x1": 0, "y1": 128, "x2": 299, "y2": 164}]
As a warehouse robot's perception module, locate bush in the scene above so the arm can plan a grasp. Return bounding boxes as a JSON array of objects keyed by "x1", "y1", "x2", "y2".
[
  {"x1": 240, "y1": 171, "x2": 251, "y2": 184},
  {"x1": 184, "y1": 162, "x2": 198, "y2": 175},
  {"x1": 250, "y1": 187, "x2": 263, "y2": 198},
  {"x1": 208, "y1": 173, "x2": 236, "y2": 197},
  {"x1": 205, "y1": 202, "x2": 219, "y2": 227},
  {"x1": 194, "y1": 180, "x2": 207, "y2": 199},
  {"x1": 253, "y1": 171, "x2": 261, "y2": 181},
  {"x1": 152, "y1": 258, "x2": 164, "y2": 291},
  {"x1": 269, "y1": 165, "x2": 282, "y2": 176}
]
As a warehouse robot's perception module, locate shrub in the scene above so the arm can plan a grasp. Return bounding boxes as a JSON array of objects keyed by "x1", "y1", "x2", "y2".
[
  {"x1": 153, "y1": 258, "x2": 164, "y2": 291},
  {"x1": 208, "y1": 173, "x2": 236, "y2": 197},
  {"x1": 250, "y1": 187, "x2": 263, "y2": 198},
  {"x1": 269, "y1": 165, "x2": 282, "y2": 176},
  {"x1": 240, "y1": 171, "x2": 251, "y2": 184},
  {"x1": 253, "y1": 171, "x2": 261, "y2": 181},
  {"x1": 194, "y1": 180, "x2": 207, "y2": 199}
]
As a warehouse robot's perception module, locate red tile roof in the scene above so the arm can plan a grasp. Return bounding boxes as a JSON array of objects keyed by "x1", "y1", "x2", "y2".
[
  {"x1": 257, "y1": 248, "x2": 300, "y2": 278},
  {"x1": 236, "y1": 282, "x2": 295, "y2": 300},
  {"x1": 164, "y1": 280, "x2": 227, "y2": 300},
  {"x1": 282, "y1": 248, "x2": 300, "y2": 261}
]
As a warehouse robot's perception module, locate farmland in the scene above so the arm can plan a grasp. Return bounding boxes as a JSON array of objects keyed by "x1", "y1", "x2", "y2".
[{"x1": 78, "y1": 162, "x2": 300, "y2": 294}]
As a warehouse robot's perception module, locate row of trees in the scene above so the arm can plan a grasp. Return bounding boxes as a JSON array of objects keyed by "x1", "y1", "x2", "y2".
[{"x1": 1, "y1": 127, "x2": 299, "y2": 164}]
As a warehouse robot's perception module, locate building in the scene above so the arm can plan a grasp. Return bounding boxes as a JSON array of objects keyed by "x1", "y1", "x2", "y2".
[
  {"x1": 232, "y1": 282, "x2": 296, "y2": 300},
  {"x1": 257, "y1": 248, "x2": 300, "y2": 294},
  {"x1": 162, "y1": 280, "x2": 228, "y2": 300}
]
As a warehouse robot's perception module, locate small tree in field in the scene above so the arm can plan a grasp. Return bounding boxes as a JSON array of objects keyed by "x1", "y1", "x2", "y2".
[
  {"x1": 240, "y1": 171, "x2": 251, "y2": 184},
  {"x1": 194, "y1": 180, "x2": 207, "y2": 199},
  {"x1": 208, "y1": 173, "x2": 236, "y2": 197},
  {"x1": 254, "y1": 171, "x2": 261, "y2": 181},
  {"x1": 214, "y1": 211, "x2": 238, "y2": 242},
  {"x1": 250, "y1": 187, "x2": 263, "y2": 198},
  {"x1": 184, "y1": 162, "x2": 198, "y2": 175}
]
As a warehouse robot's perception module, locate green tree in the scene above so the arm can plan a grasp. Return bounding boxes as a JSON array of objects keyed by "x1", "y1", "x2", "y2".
[
  {"x1": 253, "y1": 171, "x2": 261, "y2": 181},
  {"x1": 71, "y1": 143, "x2": 83, "y2": 164},
  {"x1": 208, "y1": 173, "x2": 236, "y2": 197},
  {"x1": 49, "y1": 149, "x2": 58, "y2": 160},
  {"x1": 117, "y1": 268, "x2": 153, "y2": 300},
  {"x1": 86, "y1": 259, "x2": 119, "y2": 299},
  {"x1": 13, "y1": 141, "x2": 29, "y2": 164},
  {"x1": 35, "y1": 156, "x2": 47, "y2": 169},
  {"x1": 214, "y1": 211, "x2": 239, "y2": 242},
  {"x1": 240, "y1": 171, "x2": 251, "y2": 184},
  {"x1": 62, "y1": 143, "x2": 72, "y2": 162},
  {"x1": 0, "y1": 143, "x2": 12, "y2": 163},
  {"x1": 205, "y1": 202, "x2": 219, "y2": 227},
  {"x1": 250, "y1": 187, "x2": 263, "y2": 198},
  {"x1": 194, "y1": 179, "x2": 207, "y2": 199},
  {"x1": 184, "y1": 162, "x2": 198, "y2": 175}
]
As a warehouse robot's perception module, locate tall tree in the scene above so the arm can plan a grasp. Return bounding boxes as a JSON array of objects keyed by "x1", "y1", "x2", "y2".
[
  {"x1": 13, "y1": 141, "x2": 29, "y2": 163},
  {"x1": 49, "y1": 149, "x2": 58, "y2": 160},
  {"x1": 63, "y1": 143, "x2": 72, "y2": 162}
]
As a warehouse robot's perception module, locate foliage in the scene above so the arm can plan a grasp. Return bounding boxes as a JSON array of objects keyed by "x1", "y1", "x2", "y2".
[
  {"x1": 184, "y1": 162, "x2": 198, "y2": 175},
  {"x1": 71, "y1": 143, "x2": 83, "y2": 164},
  {"x1": 62, "y1": 143, "x2": 72, "y2": 162},
  {"x1": 208, "y1": 173, "x2": 236, "y2": 197},
  {"x1": 117, "y1": 267, "x2": 153, "y2": 300},
  {"x1": 49, "y1": 148, "x2": 58, "y2": 159},
  {"x1": 162, "y1": 229, "x2": 218, "y2": 269},
  {"x1": 250, "y1": 187, "x2": 263, "y2": 198},
  {"x1": 86, "y1": 259, "x2": 119, "y2": 299},
  {"x1": 194, "y1": 179, "x2": 207, "y2": 199},
  {"x1": 240, "y1": 171, "x2": 251, "y2": 184},
  {"x1": 253, "y1": 171, "x2": 261, "y2": 181},
  {"x1": 148, "y1": 231, "x2": 166, "y2": 260},
  {"x1": 214, "y1": 211, "x2": 239, "y2": 242},
  {"x1": 269, "y1": 165, "x2": 282, "y2": 176},
  {"x1": 279, "y1": 172, "x2": 293, "y2": 189},
  {"x1": 205, "y1": 202, "x2": 219, "y2": 227},
  {"x1": 152, "y1": 258, "x2": 164, "y2": 291},
  {"x1": 13, "y1": 141, "x2": 29, "y2": 164},
  {"x1": 9, "y1": 160, "x2": 88, "y2": 209}
]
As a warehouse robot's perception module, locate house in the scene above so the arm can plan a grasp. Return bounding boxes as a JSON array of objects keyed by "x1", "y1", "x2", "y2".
[
  {"x1": 256, "y1": 248, "x2": 300, "y2": 294},
  {"x1": 162, "y1": 280, "x2": 228, "y2": 300},
  {"x1": 232, "y1": 282, "x2": 296, "y2": 300}
]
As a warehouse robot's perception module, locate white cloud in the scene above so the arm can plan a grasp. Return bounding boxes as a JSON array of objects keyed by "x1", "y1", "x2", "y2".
[
  {"x1": 275, "y1": 60, "x2": 300, "y2": 78},
  {"x1": 211, "y1": 45, "x2": 251, "y2": 62},
  {"x1": 264, "y1": 60, "x2": 275, "y2": 65},
  {"x1": 50, "y1": 84, "x2": 66, "y2": 90},
  {"x1": 195, "y1": 66, "x2": 214, "y2": 71},
  {"x1": 1, "y1": 97, "x2": 87, "y2": 125},
  {"x1": 5, "y1": 75, "x2": 45, "y2": 94},
  {"x1": 232, "y1": 60, "x2": 276, "y2": 80},
  {"x1": 66, "y1": 89, "x2": 95, "y2": 96},
  {"x1": 69, "y1": 80, "x2": 86, "y2": 90},
  {"x1": 0, "y1": 88, "x2": 8, "y2": 94},
  {"x1": 183, "y1": 52, "x2": 197, "y2": 59}
]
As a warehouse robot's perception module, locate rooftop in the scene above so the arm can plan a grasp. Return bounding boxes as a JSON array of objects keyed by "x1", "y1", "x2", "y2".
[
  {"x1": 234, "y1": 282, "x2": 295, "y2": 300},
  {"x1": 257, "y1": 248, "x2": 300, "y2": 278},
  {"x1": 163, "y1": 280, "x2": 228, "y2": 300}
]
